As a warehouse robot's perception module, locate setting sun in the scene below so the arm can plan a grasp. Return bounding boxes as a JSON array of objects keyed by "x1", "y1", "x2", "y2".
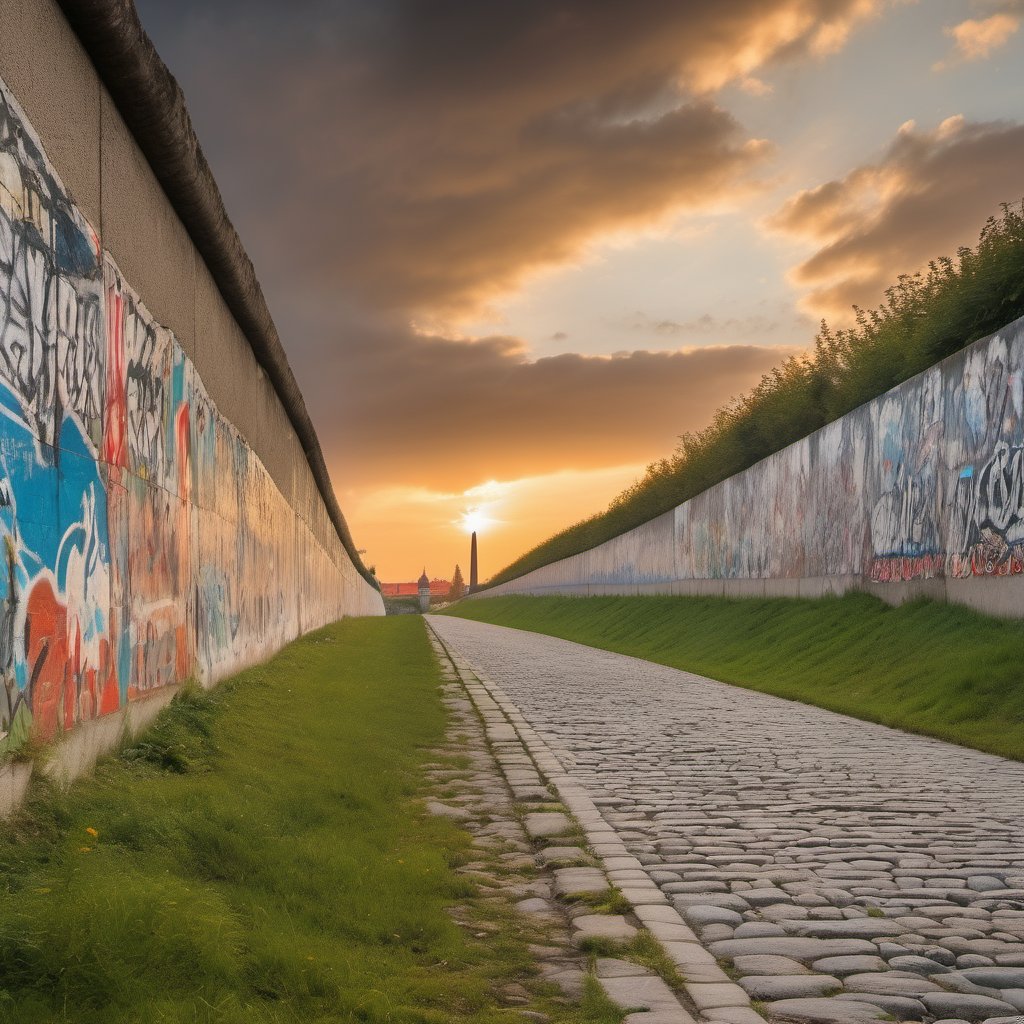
[{"x1": 459, "y1": 508, "x2": 494, "y2": 535}]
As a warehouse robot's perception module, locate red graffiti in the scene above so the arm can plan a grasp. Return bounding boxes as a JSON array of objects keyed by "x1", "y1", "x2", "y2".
[
  {"x1": 24, "y1": 579, "x2": 121, "y2": 743},
  {"x1": 103, "y1": 282, "x2": 128, "y2": 468},
  {"x1": 869, "y1": 554, "x2": 946, "y2": 582},
  {"x1": 25, "y1": 578, "x2": 69, "y2": 741},
  {"x1": 176, "y1": 402, "x2": 191, "y2": 501},
  {"x1": 98, "y1": 638, "x2": 120, "y2": 715}
]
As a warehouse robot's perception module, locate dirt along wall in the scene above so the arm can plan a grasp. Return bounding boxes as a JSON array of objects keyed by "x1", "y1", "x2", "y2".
[
  {"x1": 0, "y1": 5, "x2": 382, "y2": 789},
  {"x1": 478, "y1": 315, "x2": 1024, "y2": 619}
]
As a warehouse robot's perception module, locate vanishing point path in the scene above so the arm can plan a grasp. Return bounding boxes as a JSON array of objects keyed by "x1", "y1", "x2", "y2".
[{"x1": 428, "y1": 615, "x2": 1024, "y2": 1024}]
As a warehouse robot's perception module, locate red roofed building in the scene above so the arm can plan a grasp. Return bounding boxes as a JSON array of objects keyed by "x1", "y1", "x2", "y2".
[{"x1": 380, "y1": 577, "x2": 451, "y2": 598}]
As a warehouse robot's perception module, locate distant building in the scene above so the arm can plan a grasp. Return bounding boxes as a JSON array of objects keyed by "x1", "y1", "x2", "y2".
[
  {"x1": 417, "y1": 569, "x2": 431, "y2": 612},
  {"x1": 379, "y1": 577, "x2": 452, "y2": 598}
]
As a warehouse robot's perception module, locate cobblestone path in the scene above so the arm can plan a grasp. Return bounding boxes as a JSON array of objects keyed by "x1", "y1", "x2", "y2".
[{"x1": 429, "y1": 616, "x2": 1024, "y2": 1024}]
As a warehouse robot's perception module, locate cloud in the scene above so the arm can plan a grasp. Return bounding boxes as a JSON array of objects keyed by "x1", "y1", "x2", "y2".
[
  {"x1": 305, "y1": 312, "x2": 792, "y2": 491},
  {"x1": 739, "y1": 77, "x2": 775, "y2": 97},
  {"x1": 137, "y1": 0, "x2": 883, "y2": 321},
  {"x1": 936, "y1": 9, "x2": 1020, "y2": 69},
  {"x1": 766, "y1": 116, "x2": 1024, "y2": 318}
]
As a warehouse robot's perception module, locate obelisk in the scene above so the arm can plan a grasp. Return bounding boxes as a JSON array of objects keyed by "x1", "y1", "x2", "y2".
[{"x1": 469, "y1": 531, "x2": 478, "y2": 592}]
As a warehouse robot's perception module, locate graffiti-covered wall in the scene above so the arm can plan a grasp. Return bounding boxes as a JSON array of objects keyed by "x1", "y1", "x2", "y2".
[
  {"x1": 0, "y1": 75, "x2": 381, "y2": 755},
  {"x1": 479, "y1": 316, "x2": 1024, "y2": 618}
]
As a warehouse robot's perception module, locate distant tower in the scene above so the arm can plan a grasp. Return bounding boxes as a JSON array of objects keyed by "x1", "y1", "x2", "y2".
[
  {"x1": 469, "y1": 532, "x2": 478, "y2": 592},
  {"x1": 417, "y1": 568, "x2": 431, "y2": 612}
]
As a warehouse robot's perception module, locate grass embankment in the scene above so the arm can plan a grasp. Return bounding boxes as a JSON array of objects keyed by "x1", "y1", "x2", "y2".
[
  {"x1": 445, "y1": 594, "x2": 1024, "y2": 761},
  {"x1": 488, "y1": 203, "x2": 1024, "y2": 587},
  {"x1": 0, "y1": 617, "x2": 616, "y2": 1023}
]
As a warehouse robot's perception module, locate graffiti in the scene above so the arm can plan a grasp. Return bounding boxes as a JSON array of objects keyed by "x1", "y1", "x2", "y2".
[
  {"x1": 0, "y1": 88, "x2": 102, "y2": 454},
  {"x1": 0, "y1": 75, "x2": 376, "y2": 753},
  {"x1": 948, "y1": 441, "x2": 1024, "y2": 576},
  {"x1": 490, "y1": 316, "x2": 1024, "y2": 598},
  {"x1": 677, "y1": 340, "x2": 1024, "y2": 586},
  {"x1": 975, "y1": 441, "x2": 1024, "y2": 548}
]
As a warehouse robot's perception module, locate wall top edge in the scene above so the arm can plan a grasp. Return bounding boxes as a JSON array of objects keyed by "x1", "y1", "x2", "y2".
[{"x1": 52, "y1": 0, "x2": 376, "y2": 589}]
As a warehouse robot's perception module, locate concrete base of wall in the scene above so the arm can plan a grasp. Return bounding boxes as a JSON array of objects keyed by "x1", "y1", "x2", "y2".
[
  {"x1": 42, "y1": 685, "x2": 181, "y2": 791},
  {"x1": 0, "y1": 684, "x2": 181, "y2": 818},
  {"x1": 0, "y1": 761, "x2": 33, "y2": 817},
  {"x1": 474, "y1": 571, "x2": 1024, "y2": 619},
  {"x1": 943, "y1": 574, "x2": 1024, "y2": 619}
]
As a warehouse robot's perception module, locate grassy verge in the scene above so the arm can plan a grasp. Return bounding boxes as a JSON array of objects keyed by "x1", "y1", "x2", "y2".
[
  {"x1": 0, "y1": 617, "x2": 618, "y2": 1023},
  {"x1": 443, "y1": 594, "x2": 1024, "y2": 761}
]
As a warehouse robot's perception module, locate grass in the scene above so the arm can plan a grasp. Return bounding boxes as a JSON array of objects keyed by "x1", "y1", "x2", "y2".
[
  {"x1": 0, "y1": 616, "x2": 622, "y2": 1023},
  {"x1": 564, "y1": 888, "x2": 633, "y2": 916},
  {"x1": 444, "y1": 593, "x2": 1024, "y2": 761},
  {"x1": 616, "y1": 933, "x2": 687, "y2": 991}
]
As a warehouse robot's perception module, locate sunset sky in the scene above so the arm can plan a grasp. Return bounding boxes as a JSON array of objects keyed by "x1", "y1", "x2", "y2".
[{"x1": 134, "y1": 0, "x2": 1024, "y2": 583}]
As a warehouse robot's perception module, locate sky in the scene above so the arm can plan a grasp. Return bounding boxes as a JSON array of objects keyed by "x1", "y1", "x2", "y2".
[{"x1": 132, "y1": 0, "x2": 1024, "y2": 583}]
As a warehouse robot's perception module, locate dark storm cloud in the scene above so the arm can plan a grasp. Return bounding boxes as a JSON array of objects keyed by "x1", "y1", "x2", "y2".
[{"x1": 137, "y1": 0, "x2": 880, "y2": 316}]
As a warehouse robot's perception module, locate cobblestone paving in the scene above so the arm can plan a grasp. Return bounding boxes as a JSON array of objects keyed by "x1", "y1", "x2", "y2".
[{"x1": 429, "y1": 616, "x2": 1024, "y2": 1024}]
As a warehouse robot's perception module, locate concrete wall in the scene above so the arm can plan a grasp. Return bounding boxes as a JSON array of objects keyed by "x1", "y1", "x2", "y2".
[
  {"x1": 0, "y1": 4, "x2": 382, "y2": 769},
  {"x1": 478, "y1": 316, "x2": 1024, "y2": 619}
]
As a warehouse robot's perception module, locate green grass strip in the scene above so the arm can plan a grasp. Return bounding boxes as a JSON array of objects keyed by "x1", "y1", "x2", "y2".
[
  {"x1": 0, "y1": 617, "x2": 617, "y2": 1023},
  {"x1": 444, "y1": 593, "x2": 1024, "y2": 762}
]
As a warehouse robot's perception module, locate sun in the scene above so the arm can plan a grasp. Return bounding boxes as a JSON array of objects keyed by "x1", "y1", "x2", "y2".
[{"x1": 459, "y1": 508, "x2": 492, "y2": 535}]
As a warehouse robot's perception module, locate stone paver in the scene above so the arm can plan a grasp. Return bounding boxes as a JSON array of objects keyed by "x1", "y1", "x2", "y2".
[
  {"x1": 553, "y1": 866, "x2": 608, "y2": 896},
  {"x1": 600, "y1": 971, "x2": 682, "y2": 1011},
  {"x1": 430, "y1": 616, "x2": 1024, "y2": 1024},
  {"x1": 571, "y1": 913, "x2": 638, "y2": 945},
  {"x1": 523, "y1": 811, "x2": 571, "y2": 839}
]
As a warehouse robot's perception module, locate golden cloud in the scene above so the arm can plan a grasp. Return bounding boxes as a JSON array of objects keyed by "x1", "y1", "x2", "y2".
[
  {"x1": 766, "y1": 116, "x2": 1024, "y2": 318},
  {"x1": 936, "y1": 10, "x2": 1020, "y2": 68},
  {"x1": 306, "y1": 317, "x2": 795, "y2": 491},
  {"x1": 151, "y1": 0, "x2": 885, "y2": 322}
]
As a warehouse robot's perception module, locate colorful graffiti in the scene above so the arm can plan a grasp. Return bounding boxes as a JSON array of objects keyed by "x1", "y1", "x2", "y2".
[
  {"x1": 0, "y1": 77, "x2": 378, "y2": 752},
  {"x1": 482, "y1": 317, "x2": 1024, "y2": 599},
  {"x1": 674, "y1": 325, "x2": 1024, "y2": 585}
]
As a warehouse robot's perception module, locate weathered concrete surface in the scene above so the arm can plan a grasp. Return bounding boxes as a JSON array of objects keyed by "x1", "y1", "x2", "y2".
[
  {"x1": 430, "y1": 616, "x2": 1024, "y2": 1023},
  {"x1": 0, "y1": 0, "x2": 382, "y2": 815}
]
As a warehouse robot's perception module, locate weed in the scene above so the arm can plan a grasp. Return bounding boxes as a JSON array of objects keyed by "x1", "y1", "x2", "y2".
[
  {"x1": 621, "y1": 931, "x2": 687, "y2": 989},
  {"x1": 566, "y1": 887, "x2": 633, "y2": 916},
  {"x1": 577, "y1": 936, "x2": 631, "y2": 956}
]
